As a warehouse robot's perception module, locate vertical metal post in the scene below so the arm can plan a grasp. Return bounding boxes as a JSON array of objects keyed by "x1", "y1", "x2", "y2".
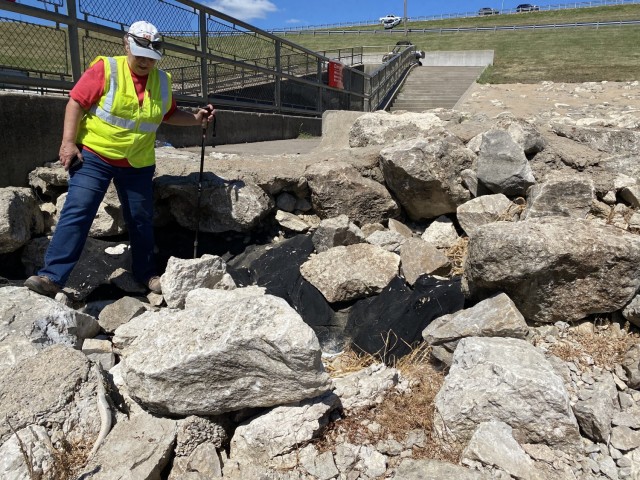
[
  {"x1": 404, "y1": 0, "x2": 408, "y2": 37},
  {"x1": 66, "y1": 0, "x2": 82, "y2": 82},
  {"x1": 274, "y1": 39, "x2": 281, "y2": 112},
  {"x1": 316, "y1": 58, "x2": 322, "y2": 114},
  {"x1": 199, "y1": 10, "x2": 208, "y2": 103}
]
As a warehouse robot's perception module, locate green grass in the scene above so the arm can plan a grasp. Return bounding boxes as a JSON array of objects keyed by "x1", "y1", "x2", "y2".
[{"x1": 277, "y1": 4, "x2": 640, "y2": 84}]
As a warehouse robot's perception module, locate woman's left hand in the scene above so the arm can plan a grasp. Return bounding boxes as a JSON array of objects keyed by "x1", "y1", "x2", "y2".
[{"x1": 196, "y1": 104, "x2": 215, "y2": 126}]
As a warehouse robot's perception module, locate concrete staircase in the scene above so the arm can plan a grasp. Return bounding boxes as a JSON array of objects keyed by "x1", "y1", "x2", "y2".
[{"x1": 388, "y1": 66, "x2": 486, "y2": 112}]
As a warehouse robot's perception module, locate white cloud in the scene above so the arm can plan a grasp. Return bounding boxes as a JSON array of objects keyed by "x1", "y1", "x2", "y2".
[
  {"x1": 285, "y1": 18, "x2": 302, "y2": 24},
  {"x1": 209, "y1": 0, "x2": 278, "y2": 21}
]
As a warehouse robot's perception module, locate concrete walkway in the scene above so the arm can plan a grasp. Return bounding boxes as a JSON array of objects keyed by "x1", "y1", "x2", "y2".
[{"x1": 388, "y1": 66, "x2": 486, "y2": 112}]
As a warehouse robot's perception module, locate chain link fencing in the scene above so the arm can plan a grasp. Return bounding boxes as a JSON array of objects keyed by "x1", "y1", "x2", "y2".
[{"x1": 0, "y1": 0, "x2": 414, "y2": 114}]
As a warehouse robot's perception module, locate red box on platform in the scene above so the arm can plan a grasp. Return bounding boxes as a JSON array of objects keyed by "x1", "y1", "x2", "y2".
[{"x1": 328, "y1": 61, "x2": 344, "y2": 90}]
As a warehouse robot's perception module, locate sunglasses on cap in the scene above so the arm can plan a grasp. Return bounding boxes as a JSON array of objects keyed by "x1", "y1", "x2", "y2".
[{"x1": 128, "y1": 33, "x2": 162, "y2": 51}]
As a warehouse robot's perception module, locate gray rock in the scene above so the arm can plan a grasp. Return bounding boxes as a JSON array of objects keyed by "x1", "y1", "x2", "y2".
[
  {"x1": 434, "y1": 337, "x2": 581, "y2": 450},
  {"x1": 299, "y1": 244, "x2": 399, "y2": 303},
  {"x1": 392, "y1": 458, "x2": 486, "y2": 479},
  {"x1": 420, "y1": 215, "x2": 460, "y2": 249},
  {"x1": 380, "y1": 136, "x2": 475, "y2": 220},
  {"x1": 169, "y1": 442, "x2": 224, "y2": 480},
  {"x1": 0, "y1": 425, "x2": 54, "y2": 480},
  {"x1": 476, "y1": 129, "x2": 536, "y2": 196},
  {"x1": 388, "y1": 218, "x2": 414, "y2": 238},
  {"x1": 422, "y1": 292, "x2": 528, "y2": 365},
  {"x1": 573, "y1": 373, "x2": 618, "y2": 443},
  {"x1": 156, "y1": 175, "x2": 274, "y2": 233},
  {"x1": 461, "y1": 421, "x2": 540, "y2": 480},
  {"x1": 349, "y1": 111, "x2": 445, "y2": 147},
  {"x1": 524, "y1": 172, "x2": 595, "y2": 220},
  {"x1": 463, "y1": 218, "x2": 640, "y2": 323},
  {"x1": 305, "y1": 161, "x2": 400, "y2": 225},
  {"x1": 161, "y1": 255, "x2": 227, "y2": 309},
  {"x1": 0, "y1": 187, "x2": 43, "y2": 254},
  {"x1": 98, "y1": 296, "x2": 147, "y2": 333},
  {"x1": 0, "y1": 345, "x2": 100, "y2": 445},
  {"x1": 551, "y1": 123, "x2": 640, "y2": 155},
  {"x1": 400, "y1": 237, "x2": 451, "y2": 285},
  {"x1": 275, "y1": 210, "x2": 310, "y2": 232},
  {"x1": 366, "y1": 229, "x2": 406, "y2": 252},
  {"x1": 276, "y1": 192, "x2": 298, "y2": 212},
  {"x1": 0, "y1": 286, "x2": 100, "y2": 369},
  {"x1": 334, "y1": 442, "x2": 387, "y2": 478},
  {"x1": 456, "y1": 194, "x2": 516, "y2": 237},
  {"x1": 28, "y1": 164, "x2": 69, "y2": 199},
  {"x1": 299, "y1": 445, "x2": 340, "y2": 480},
  {"x1": 122, "y1": 292, "x2": 330, "y2": 416},
  {"x1": 622, "y1": 295, "x2": 640, "y2": 329},
  {"x1": 621, "y1": 344, "x2": 640, "y2": 389},
  {"x1": 230, "y1": 392, "x2": 339, "y2": 461},
  {"x1": 312, "y1": 215, "x2": 366, "y2": 253},
  {"x1": 611, "y1": 426, "x2": 640, "y2": 451},
  {"x1": 497, "y1": 116, "x2": 546, "y2": 155},
  {"x1": 332, "y1": 363, "x2": 400, "y2": 412},
  {"x1": 79, "y1": 410, "x2": 177, "y2": 479}
]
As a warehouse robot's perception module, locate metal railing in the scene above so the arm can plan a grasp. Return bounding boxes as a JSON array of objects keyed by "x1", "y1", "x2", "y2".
[
  {"x1": 0, "y1": 0, "x2": 413, "y2": 114},
  {"x1": 270, "y1": 0, "x2": 640, "y2": 32}
]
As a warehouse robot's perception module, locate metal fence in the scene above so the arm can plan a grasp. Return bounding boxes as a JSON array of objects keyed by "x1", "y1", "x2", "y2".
[
  {"x1": 0, "y1": 0, "x2": 414, "y2": 115},
  {"x1": 270, "y1": 0, "x2": 640, "y2": 32}
]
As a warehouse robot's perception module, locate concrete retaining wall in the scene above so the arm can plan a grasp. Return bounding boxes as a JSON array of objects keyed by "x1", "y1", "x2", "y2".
[
  {"x1": 422, "y1": 50, "x2": 494, "y2": 67},
  {"x1": 0, "y1": 94, "x2": 321, "y2": 188}
]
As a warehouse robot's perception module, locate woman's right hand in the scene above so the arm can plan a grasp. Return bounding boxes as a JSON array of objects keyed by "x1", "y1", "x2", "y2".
[{"x1": 59, "y1": 142, "x2": 82, "y2": 171}]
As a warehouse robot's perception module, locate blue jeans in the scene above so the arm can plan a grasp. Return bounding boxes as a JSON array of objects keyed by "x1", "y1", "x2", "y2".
[{"x1": 39, "y1": 149, "x2": 157, "y2": 287}]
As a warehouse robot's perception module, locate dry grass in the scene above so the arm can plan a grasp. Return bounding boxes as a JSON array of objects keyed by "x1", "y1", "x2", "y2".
[
  {"x1": 445, "y1": 237, "x2": 469, "y2": 277},
  {"x1": 46, "y1": 438, "x2": 92, "y2": 480},
  {"x1": 317, "y1": 343, "x2": 463, "y2": 464},
  {"x1": 546, "y1": 320, "x2": 640, "y2": 371}
]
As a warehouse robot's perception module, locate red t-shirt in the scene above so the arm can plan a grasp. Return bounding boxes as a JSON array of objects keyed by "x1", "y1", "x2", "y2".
[{"x1": 70, "y1": 59, "x2": 177, "y2": 166}]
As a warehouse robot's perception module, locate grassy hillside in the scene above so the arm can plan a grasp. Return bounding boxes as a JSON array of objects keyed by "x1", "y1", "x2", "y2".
[{"x1": 278, "y1": 4, "x2": 640, "y2": 84}]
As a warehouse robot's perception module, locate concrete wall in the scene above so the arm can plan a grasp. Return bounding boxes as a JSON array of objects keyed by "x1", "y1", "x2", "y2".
[
  {"x1": 422, "y1": 50, "x2": 494, "y2": 67},
  {"x1": 0, "y1": 94, "x2": 321, "y2": 188}
]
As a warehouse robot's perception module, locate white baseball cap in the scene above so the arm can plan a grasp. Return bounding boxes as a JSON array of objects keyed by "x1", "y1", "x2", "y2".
[{"x1": 127, "y1": 21, "x2": 162, "y2": 60}]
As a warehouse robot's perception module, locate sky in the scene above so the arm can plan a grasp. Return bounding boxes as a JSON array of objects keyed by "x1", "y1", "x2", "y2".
[{"x1": 205, "y1": 0, "x2": 553, "y2": 30}]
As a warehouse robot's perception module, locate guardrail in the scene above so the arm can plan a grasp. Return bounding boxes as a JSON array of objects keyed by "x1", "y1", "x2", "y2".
[
  {"x1": 0, "y1": 0, "x2": 412, "y2": 115},
  {"x1": 277, "y1": 18, "x2": 640, "y2": 37},
  {"x1": 269, "y1": 0, "x2": 640, "y2": 32}
]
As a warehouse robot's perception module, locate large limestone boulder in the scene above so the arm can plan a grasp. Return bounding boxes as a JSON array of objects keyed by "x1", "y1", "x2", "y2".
[
  {"x1": 305, "y1": 162, "x2": 400, "y2": 225},
  {"x1": 122, "y1": 289, "x2": 330, "y2": 416},
  {"x1": 79, "y1": 411, "x2": 177, "y2": 479},
  {"x1": 0, "y1": 345, "x2": 100, "y2": 446},
  {"x1": 0, "y1": 187, "x2": 44, "y2": 254},
  {"x1": 0, "y1": 286, "x2": 100, "y2": 369},
  {"x1": 155, "y1": 175, "x2": 274, "y2": 233},
  {"x1": 523, "y1": 172, "x2": 595, "y2": 220},
  {"x1": 161, "y1": 254, "x2": 227, "y2": 309},
  {"x1": 379, "y1": 136, "x2": 475, "y2": 221},
  {"x1": 349, "y1": 111, "x2": 445, "y2": 147},
  {"x1": 476, "y1": 129, "x2": 536, "y2": 196},
  {"x1": 551, "y1": 123, "x2": 640, "y2": 155},
  {"x1": 456, "y1": 194, "x2": 516, "y2": 237},
  {"x1": 434, "y1": 337, "x2": 581, "y2": 450},
  {"x1": 300, "y1": 244, "x2": 400, "y2": 303},
  {"x1": 463, "y1": 217, "x2": 640, "y2": 323}
]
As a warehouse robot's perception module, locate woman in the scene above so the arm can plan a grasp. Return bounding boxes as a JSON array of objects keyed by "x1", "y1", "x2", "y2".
[{"x1": 25, "y1": 20, "x2": 214, "y2": 297}]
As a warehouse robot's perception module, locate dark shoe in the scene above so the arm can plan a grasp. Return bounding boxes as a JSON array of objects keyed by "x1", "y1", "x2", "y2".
[
  {"x1": 24, "y1": 275, "x2": 61, "y2": 298},
  {"x1": 147, "y1": 276, "x2": 162, "y2": 294}
]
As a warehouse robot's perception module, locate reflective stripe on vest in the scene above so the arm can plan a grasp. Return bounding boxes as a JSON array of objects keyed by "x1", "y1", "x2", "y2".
[{"x1": 89, "y1": 57, "x2": 170, "y2": 133}]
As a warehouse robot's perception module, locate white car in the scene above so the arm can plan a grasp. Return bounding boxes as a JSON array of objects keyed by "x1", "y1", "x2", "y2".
[
  {"x1": 379, "y1": 14, "x2": 400, "y2": 23},
  {"x1": 382, "y1": 16, "x2": 402, "y2": 29}
]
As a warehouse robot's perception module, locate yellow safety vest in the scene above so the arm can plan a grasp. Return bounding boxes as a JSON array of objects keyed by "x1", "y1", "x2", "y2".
[{"x1": 76, "y1": 56, "x2": 172, "y2": 167}]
